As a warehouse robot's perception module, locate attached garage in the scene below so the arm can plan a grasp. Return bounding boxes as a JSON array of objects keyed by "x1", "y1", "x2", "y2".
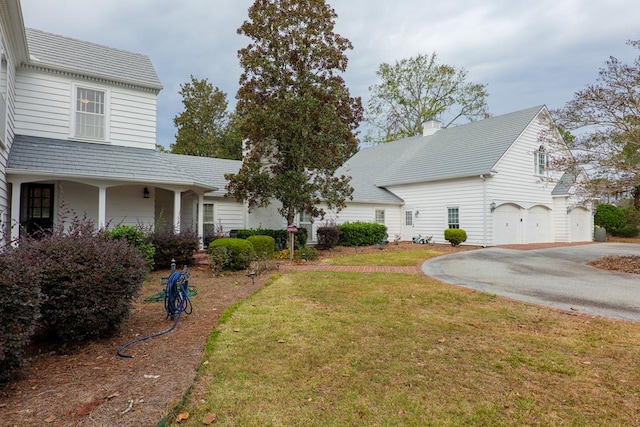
[
  {"x1": 526, "y1": 205, "x2": 552, "y2": 243},
  {"x1": 494, "y1": 203, "x2": 523, "y2": 245},
  {"x1": 569, "y1": 207, "x2": 592, "y2": 242}
]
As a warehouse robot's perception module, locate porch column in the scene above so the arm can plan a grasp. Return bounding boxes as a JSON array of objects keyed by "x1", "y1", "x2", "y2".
[
  {"x1": 197, "y1": 193, "x2": 204, "y2": 249},
  {"x1": 98, "y1": 186, "x2": 107, "y2": 229},
  {"x1": 173, "y1": 190, "x2": 181, "y2": 233},
  {"x1": 9, "y1": 179, "x2": 22, "y2": 244}
]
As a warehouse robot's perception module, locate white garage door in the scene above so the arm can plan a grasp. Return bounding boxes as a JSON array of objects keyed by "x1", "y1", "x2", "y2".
[
  {"x1": 569, "y1": 207, "x2": 591, "y2": 242},
  {"x1": 526, "y1": 205, "x2": 552, "y2": 243},
  {"x1": 494, "y1": 204, "x2": 523, "y2": 245}
]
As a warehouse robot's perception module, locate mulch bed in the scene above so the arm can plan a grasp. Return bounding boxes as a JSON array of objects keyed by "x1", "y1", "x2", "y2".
[
  {"x1": 1, "y1": 240, "x2": 635, "y2": 426},
  {"x1": 0, "y1": 263, "x2": 267, "y2": 427}
]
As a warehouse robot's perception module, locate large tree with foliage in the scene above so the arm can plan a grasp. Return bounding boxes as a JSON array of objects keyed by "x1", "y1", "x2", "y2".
[
  {"x1": 226, "y1": 0, "x2": 363, "y2": 226},
  {"x1": 171, "y1": 75, "x2": 241, "y2": 160},
  {"x1": 366, "y1": 52, "x2": 489, "y2": 143},
  {"x1": 553, "y1": 40, "x2": 640, "y2": 208}
]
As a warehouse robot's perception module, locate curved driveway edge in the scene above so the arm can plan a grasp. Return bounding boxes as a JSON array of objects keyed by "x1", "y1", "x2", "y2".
[{"x1": 422, "y1": 243, "x2": 640, "y2": 322}]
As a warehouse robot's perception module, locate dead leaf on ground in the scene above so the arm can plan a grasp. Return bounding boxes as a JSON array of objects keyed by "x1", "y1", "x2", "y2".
[
  {"x1": 203, "y1": 412, "x2": 217, "y2": 424},
  {"x1": 176, "y1": 412, "x2": 189, "y2": 422}
]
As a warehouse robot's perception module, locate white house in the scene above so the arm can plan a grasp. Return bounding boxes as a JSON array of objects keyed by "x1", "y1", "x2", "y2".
[
  {"x1": 321, "y1": 105, "x2": 593, "y2": 246},
  {"x1": 0, "y1": 1, "x2": 592, "y2": 248}
]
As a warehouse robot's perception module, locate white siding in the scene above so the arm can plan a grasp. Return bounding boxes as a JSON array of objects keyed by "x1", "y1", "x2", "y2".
[
  {"x1": 388, "y1": 178, "x2": 486, "y2": 245},
  {"x1": 553, "y1": 197, "x2": 570, "y2": 242},
  {"x1": 14, "y1": 68, "x2": 157, "y2": 149},
  {"x1": 105, "y1": 185, "x2": 155, "y2": 227}
]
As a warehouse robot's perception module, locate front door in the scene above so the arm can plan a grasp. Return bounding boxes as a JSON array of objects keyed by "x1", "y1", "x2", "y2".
[{"x1": 22, "y1": 183, "x2": 55, "y2": 237}]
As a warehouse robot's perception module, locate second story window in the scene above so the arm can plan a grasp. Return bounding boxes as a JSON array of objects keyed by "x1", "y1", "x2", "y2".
[
  {"x1": 534, "y1": 146, "x2": 549, "y2": 177},
  {"x1": 75, "y1": 87, "x2": 105, "y2": 140}
]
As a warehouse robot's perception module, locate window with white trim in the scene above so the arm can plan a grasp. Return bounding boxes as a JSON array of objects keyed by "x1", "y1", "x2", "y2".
[
  {"x1": 534, "y1": 147, "x2": 549, "y2": 176},
  {"x1": 447, "y1": 207, "x2": 459, "y2": 229},
  {"x1": 203, "y1": 203, "x2": 214, "y2": 224},
  {"x1": 74, "y1": 86, "x2": 106, "y2": 140},
  {"x1": 375, "y1": 209, "x2": 385, "y2": 224},
  {"x1": 299, "y1": 211, "x2": 312, "y2": 223}
]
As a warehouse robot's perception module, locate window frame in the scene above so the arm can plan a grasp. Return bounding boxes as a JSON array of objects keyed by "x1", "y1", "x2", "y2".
[
  {"x1": 534, "y1": 148, "x2": 549, "y2": 177},
  {"x1": 71, "y1": 84, "x2": 110, "y2": 141},
  {"x1": 374, "y1": 209, "x2": 385, "y2": 224},
  {"x1": 447, "y1": 207, "x2": 460, "y2": 229},
  {"x1": 203, "y1": 203, "x2": 215, "y2": 224}
]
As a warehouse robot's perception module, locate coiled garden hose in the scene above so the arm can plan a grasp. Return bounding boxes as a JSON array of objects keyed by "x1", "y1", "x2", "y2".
[{"x1": 117, "y1": 269, "x2": 193, "y2": 358}]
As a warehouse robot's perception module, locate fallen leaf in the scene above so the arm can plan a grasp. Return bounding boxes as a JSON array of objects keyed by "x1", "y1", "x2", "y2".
[
  {"x1": 44, "y1": 415, "x2": 56, "y2": 423},
  {"x1": 203, "y1": 412, "x2": 217, "y2": 425},
  {"x1": 582, "y1": 361, "x2": 591, "y2": 365},
  {"x1": 437, "y1": 338, "x2": 446, "y2": 344},
  {"x1": 494, "y1": 348, "x2": 505, "y2": 354},
  {"x1": 278, "y1": 339, "x2": 286, "y2": 344},
  {"x1": 176, "y1": 412, "x2": 189, "y2": 422}
]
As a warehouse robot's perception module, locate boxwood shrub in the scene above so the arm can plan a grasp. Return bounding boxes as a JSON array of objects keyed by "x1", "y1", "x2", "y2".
[
  {"x1": 0, "y1": 243, "x2": 41, "y2": 386},
  {"x1": 35, "y1": 219, "x2": 148, "y2": 342},
  {"x1": 247, "y1": 235, "x2": 275, "y2": 259},
  {"x1": 236, "y1": 228, "x2": 308, "y2": 249},
  {"x1": 594, "y1": 204, "x2": 626, "y2": 231},
  {"x1": 444, "y1": 228, "x2": 467, "y2": 246},
  {"x1": 337, "y1": 222, "x2": 387, "y2": 246},
  {"x1": 208, "y1": 238, "x2": 256, "y2": 271},
  {"x1": 316, "y1": 225, "x2": 341, "y2": 249}
]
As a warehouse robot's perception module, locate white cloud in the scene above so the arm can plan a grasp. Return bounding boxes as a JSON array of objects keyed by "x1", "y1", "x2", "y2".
[{"x1": 20, "y1": 0, "x2": 640, "y2": 145}]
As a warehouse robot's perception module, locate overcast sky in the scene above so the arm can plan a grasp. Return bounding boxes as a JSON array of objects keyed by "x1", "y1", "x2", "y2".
[{"x1": 20, "y1": 0, "x2": 640, "y2": 148}]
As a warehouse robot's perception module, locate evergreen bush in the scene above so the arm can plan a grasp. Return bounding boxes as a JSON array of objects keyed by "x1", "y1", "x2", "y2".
[
  {"x1": 609, "y1": 226, "x2": 640, "y2": 237},
  {"x1": 594, "y1": 204, "x2": 626, "y2": 231},
  {"x1": 337, "y1": 222, "x2": 387, "y2": 246},
  {"x1": 208, "y1": 238, "x2": 256, "y2": 271},
  {"x1": 104, "y1": 224, "x2": 155, "y2": 269},
  {"x1": 444, "y1": 228, "x2": 467, "y2": 246},
  {"x1": 247, "y1": 235, "x2": 275, "y2": 259}
]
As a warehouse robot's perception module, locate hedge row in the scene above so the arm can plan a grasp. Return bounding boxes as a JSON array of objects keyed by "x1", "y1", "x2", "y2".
[{"x1": 337, "y1": 222, "x2": 387, "y2": 246}]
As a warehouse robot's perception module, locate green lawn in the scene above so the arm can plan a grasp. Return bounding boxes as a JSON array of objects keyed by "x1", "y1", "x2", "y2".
[
  {"x1": 170, "y1": 270, "x2": 640, "y2": 426},
  {"x1": 322, "y1": 248, "x2": 444, "y2": 266}
]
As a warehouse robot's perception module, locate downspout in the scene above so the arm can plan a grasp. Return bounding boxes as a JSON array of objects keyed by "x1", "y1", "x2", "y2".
[{"x1": 480, "y1": 174, "x2": 487, "y2": 247}]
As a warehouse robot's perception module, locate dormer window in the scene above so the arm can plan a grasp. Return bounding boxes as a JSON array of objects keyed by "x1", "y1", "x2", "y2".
[
  {"x1": 534, "y1": 146, "x2": 549, "y2": 176},
  {"x1": 74, "y1": 86, "x2": 107, "y2": 140}
]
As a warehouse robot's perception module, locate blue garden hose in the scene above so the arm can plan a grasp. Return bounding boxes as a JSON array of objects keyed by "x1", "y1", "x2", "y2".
[{"x1": 117, "y1": 269, "x2": 193, "y2": 358}]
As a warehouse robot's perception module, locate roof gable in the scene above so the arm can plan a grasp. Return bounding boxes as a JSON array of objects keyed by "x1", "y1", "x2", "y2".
[
  {"x1": 344, "y1": 105, "x2": 545, "y2": 194},
  {"x1": 24, "y1": 28, "x2": 162, "y2": 91}
]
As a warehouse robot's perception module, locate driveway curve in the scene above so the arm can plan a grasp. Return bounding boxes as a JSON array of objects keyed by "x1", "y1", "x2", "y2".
[{"x1": 422, "y1": 243, "x2": 640, "y2": 322}]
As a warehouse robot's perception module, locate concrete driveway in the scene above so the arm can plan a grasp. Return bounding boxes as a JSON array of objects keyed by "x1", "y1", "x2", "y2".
[{"x1": 422, "y1": 243, "x2": 640, "y2": 322}]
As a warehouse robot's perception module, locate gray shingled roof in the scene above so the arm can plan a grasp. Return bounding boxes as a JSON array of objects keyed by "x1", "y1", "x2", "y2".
[
  {"x1": 161, "y1": 153, "x2": 241, "y2": 197},
  {"x1": 25, "y1": 28, "x2": 163, "y2": 91},
  {"x1": 339, "y1": 106, "x2": 545, "y2": 199},
  {"x1": 8, "y1": 135, "x2": 214, "y2": 190},
  {"x1": 551, "y1": 172, "x2": 575, "y2": 196}
]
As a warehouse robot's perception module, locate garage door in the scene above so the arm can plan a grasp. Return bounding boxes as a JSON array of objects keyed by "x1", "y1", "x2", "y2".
[
  {"x1": 569, "y1": 207, "x2": 591, "y2": 242},
  {"x1": 494, "y1": 204, "x2": 522, "y2": 245},
  {"x1": 526, "y1": 205, "x2": 552, "y2": 243}
]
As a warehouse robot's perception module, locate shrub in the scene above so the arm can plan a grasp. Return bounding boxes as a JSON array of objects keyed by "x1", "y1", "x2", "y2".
[
  {"x1": 316, "y1": 225, "x2": 341, "y2": 250},
  {"x1": 149, "y1": 224, "x2": 200, "y2": 269},
  {"x1": 208, "y1": 246, "x2": 231, "y2": 276},
  {"x1": 0, "y1": 244, "x2": 41, "y2": 386},
  {"x1": 104, "y1": 224, "x2": 155, "y2": 269},
  {"x1": 622, "y1": 206, "x2": 640, "y2": 228},
  {"x1": 247, "y1": 235, "x2": 275, "y2": 259},
  {"x1": 208, "y1": 238, "x2": 256, "y2": 271},
  {"x1": 34, "y1": 218, "x2": 148, "y2": 342},
  {"x1": 236, "y1": 228, "x2": 308, "y2": 250},
  {"x1": 610, "y1": 226, "x2": 640, "y2": 237},
  {"x1": 237, "y1": 229, "x2": 288, "y2": 250},
  {"x1": 594, "y1": 204, "x2": 626, "y2": 232},
  {"x1": 297, "y1": 246, "x2": 318, "y2": 261},
  {"x1": 337, "y1": 222, "x2": 387, "y2": 246},
  {"x1": 444, "y1": 228, "x2": 467, "y2": 246}
]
